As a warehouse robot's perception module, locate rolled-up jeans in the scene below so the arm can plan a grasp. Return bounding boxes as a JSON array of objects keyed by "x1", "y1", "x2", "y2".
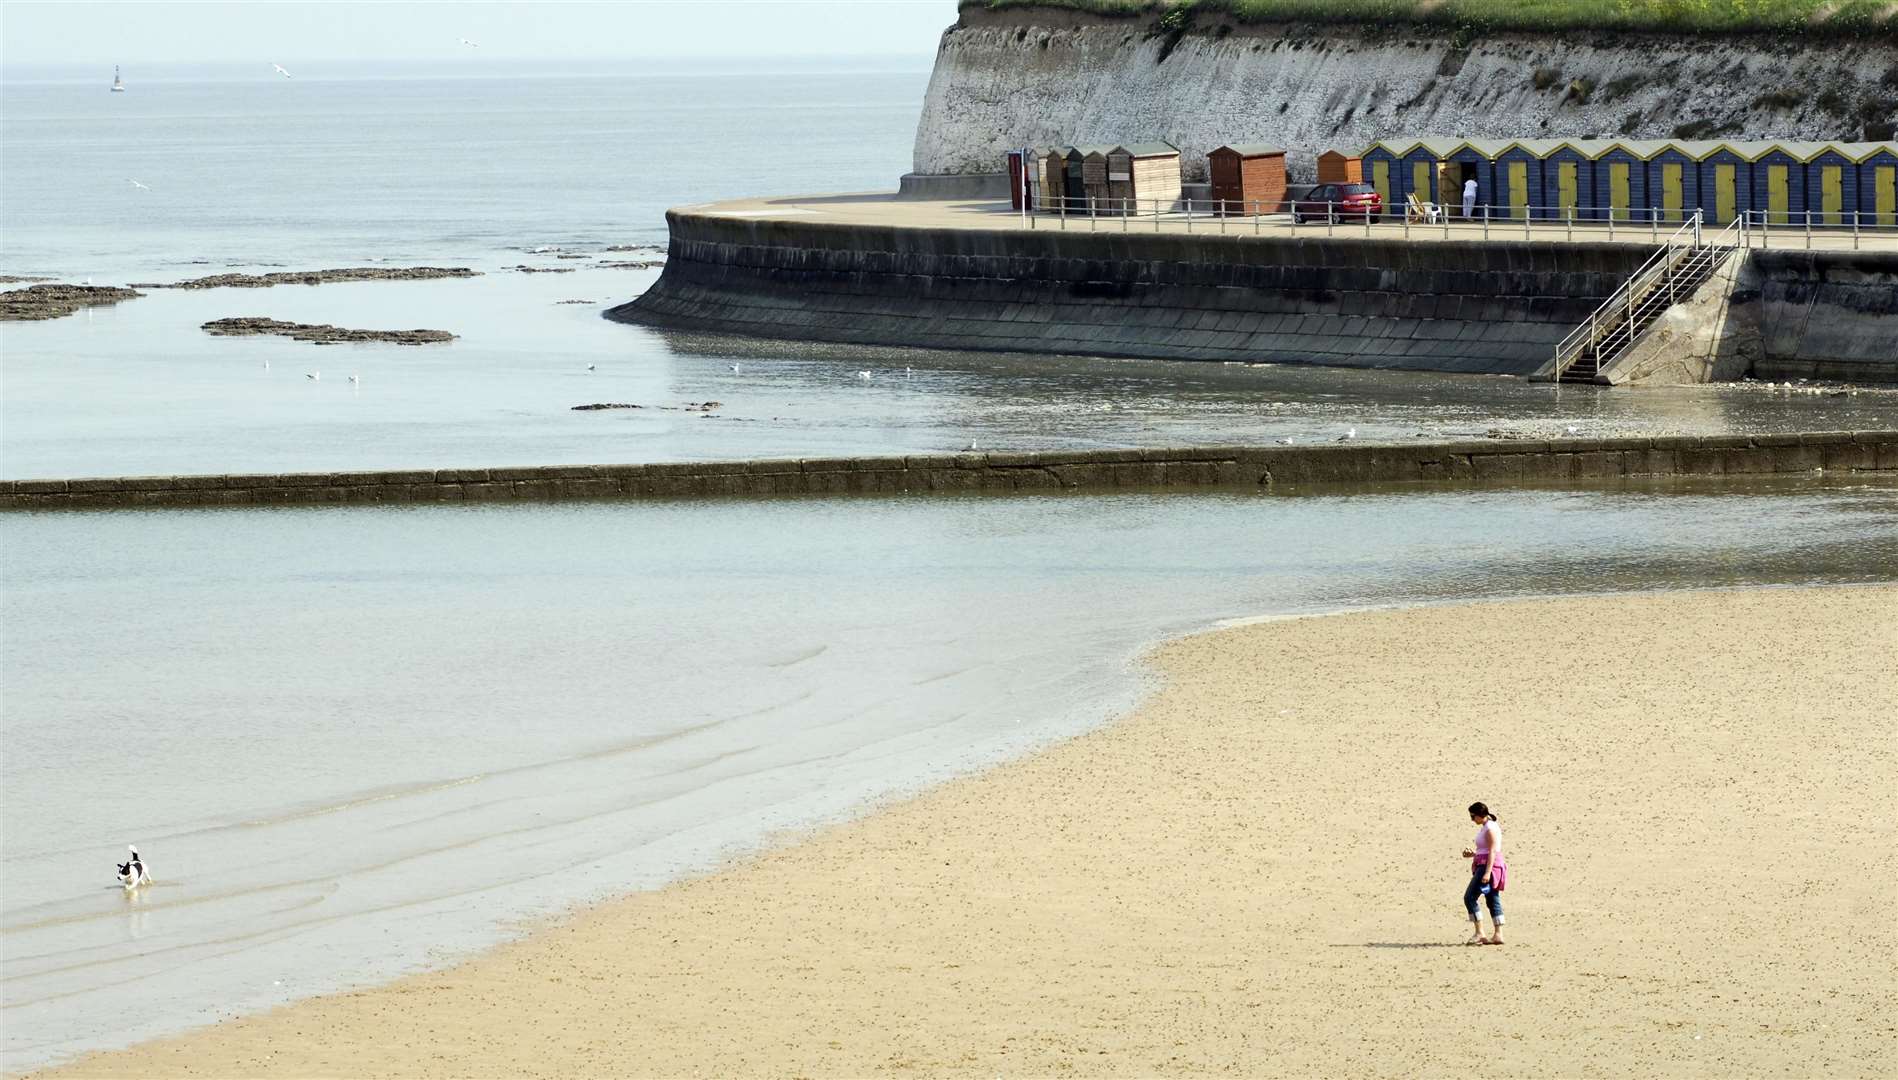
[{"x1": 1464, "y1": 862, "x2": 1504, "y2": 922}]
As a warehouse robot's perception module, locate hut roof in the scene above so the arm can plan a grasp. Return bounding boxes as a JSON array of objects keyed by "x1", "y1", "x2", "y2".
[
  {"x1": 1213, "y1": 143, "x2": 1286, "y2": 157},
  {"x1": 1359, "y1": 137, "x2": 1898, "y2": 163},
  {"x1": 1119, "y1": 141, "x2": 1180, "y2": 158}
]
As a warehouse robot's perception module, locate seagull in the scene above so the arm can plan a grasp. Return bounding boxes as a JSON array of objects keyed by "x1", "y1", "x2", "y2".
[
  {"x1": 905, "y1": 366, "x2": 913, "y2": 379},
  {"x1": 347, "y1": 373, "x2": 360, "y2": 385},
  {"x1": 1277, "y1": 436, "x2": 1295, "y2": 445},
  {"x1": 263, "y1": 360, "x2": 270, "y2": 370},
  {"x1": 857, "y1": 371, "x2": 873, "y2": 380},
  {"x1": 585, "y1": 363, "x2": 595, "y2": 372},
  {"x1": 459, "y1": 37, "x2": 480, "y2": 48},
  {"x1": 1337, "y1": 427, "x2": 1356, "y2": 442},
  {"x1": 127, "y1": 179, "x2": 150, "y2": 191},
  {"x1": 728, "y1": 363, "x2": 741, "y2": 374},
  {"x1": 305, "y1": 371, "x2": 319, "y2": 381},
  {"x1": 964, "y1": 438, "x2": 979, "y2": 451},
  {"x1": 1565, "y1": 424, "x2": 1580, "y2": 435},
  {"x1": 272, "y1": 63, "x2": 292, "y2": 79}
]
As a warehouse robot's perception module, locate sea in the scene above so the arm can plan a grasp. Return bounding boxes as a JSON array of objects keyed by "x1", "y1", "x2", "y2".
[{"x1": 5, "y1": 60, "x2": 1898, "y2": 1072}]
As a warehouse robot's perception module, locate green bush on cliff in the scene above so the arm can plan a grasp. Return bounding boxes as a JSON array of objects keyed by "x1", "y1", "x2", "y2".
[{"x1": 968, "y1": 0, "x2": 1898, "y2": 37}]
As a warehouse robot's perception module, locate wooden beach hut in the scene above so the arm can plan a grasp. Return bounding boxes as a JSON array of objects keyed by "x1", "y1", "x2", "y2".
[
  {"x1": 1106, "y1": 142, "x2": 1182, "y2": 214},
  {"x1": 1360, "y1": 141, "x2": 1405, "y2": 213},
  {"x1": 1751, "y1": 143, "x2": 1810, "y2": 226},
  {"x1": 1042, "y1": 147, "x2": 1069, "y2": 209},
  {"x1": 1591, "y1": 141, "x2": 1655, "y2": 225},
  {"x1": 1539, "y1": 140, "x2": 1596, "y2": 220},
  {"x1": 1395, "y1": 138, "x2": 1463, "y2": 211},
  {"x1": 1207, "y1": 144, "x2": 1286, "y2": 215},
  {"x1": 1857, "y1": 142, "x2": 1898, "y2": 227},
  {"x1": 1440, "y1": 139, "x2": 1504, "y2": 219},
  {"x1": 1494, "y1": 142, "x2": 1547, "y2": 220},
  {"x1": 1805, "y1": 144, "x2": 1859, "y2": 226},
  {"x1": 1080, "y1": 147, "x2": 1113, "y2": 210},
  {"x1": 1316, "y1": 150, "x2": 1363, "y2": 185},
  {"x1": 1645, "y1": 142, "x2": 1700, "y2": 224},
  {"x1": 1691, "y1": 141, "x2": 1764, "y2": 226}
]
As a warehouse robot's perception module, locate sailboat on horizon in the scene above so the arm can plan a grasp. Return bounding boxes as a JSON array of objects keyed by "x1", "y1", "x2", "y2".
[{"x1": 110, "y1": 66, "x2": 125, "y2": 93}]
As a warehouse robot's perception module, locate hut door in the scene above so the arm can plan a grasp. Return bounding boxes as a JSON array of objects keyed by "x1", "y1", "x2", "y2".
[
  {"x1": 1372, "y1": 159, "x2": 1390, "y2": 209},
  {"x1": 1821, "y1": 166, "x2": 1843, "y2": 225},
  {"x1": 1507, "y1": 161, "x2": 1528, "y2": 220},
  {"x1": 1556, "y1": 163, "x2": 1578, "y2": 214},
  {"x1": 1878, "y1": 166, "x2": 1896, "y2": 227},
  {"x1": 1661, "y1": 164, "x2": 1683, "y2": 223},
  {"x1": 1767, "y1": 166, "x2": 1789, "y2": 225},
  {"x1": 1610, "y1": 163, "x2": 1631, "y2": 221},
  {"x1": 1412, "y1": 160, "x2": 1433, "y2": 204},
  {"x1": 1715, "y1": 165, "x2": 1737, "y2": 225}
]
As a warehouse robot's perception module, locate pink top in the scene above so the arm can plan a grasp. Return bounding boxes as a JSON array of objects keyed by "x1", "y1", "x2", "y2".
[{"x1": 1473, "y1": 820, "x2": 1501, "y2": 864}]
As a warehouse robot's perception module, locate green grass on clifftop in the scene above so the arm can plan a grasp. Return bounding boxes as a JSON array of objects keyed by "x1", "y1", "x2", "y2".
[{"x1": 969, "y1": 0, "x2": 1898, "y2": 37}]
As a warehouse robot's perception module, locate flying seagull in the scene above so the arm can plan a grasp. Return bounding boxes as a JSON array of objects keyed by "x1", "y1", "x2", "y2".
[
  {"x1": 585, "y1": 363, "x2": 595, "y2": 372},
  {"x1": 272, "y1": 63, "x2": 293, "y2": 79},
  {"x1": 729, "y1": 363, "x2": 740, "y2": 373},
  {"x1": 127, "y1": 178, "x2": 150, "y2": 191},
  {"x1": 348, "y1": 374, "x2": 360, "y2": 385},
  {"x1": 459, "y1": 37, "x2": 480, "y2": 48},
  {"x1": 857, "y1": 370, "x2": 873, "y2": 380},
  {"x1": 305, "y1": 371, "x2": 319, "y2": 381}
]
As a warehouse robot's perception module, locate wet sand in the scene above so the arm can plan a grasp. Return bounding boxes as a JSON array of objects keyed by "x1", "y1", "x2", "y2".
[{"x1": 40, "y1": 586, "x2": 1897, "y2": 1078}]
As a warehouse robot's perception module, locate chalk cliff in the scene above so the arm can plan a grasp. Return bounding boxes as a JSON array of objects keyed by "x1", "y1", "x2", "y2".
[{"x1": 914, "y1": 6, "x2": 1898, "y2": 182}]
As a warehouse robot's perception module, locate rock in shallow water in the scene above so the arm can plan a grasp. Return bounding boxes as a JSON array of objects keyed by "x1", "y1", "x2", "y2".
[
  {"x1": 201, "y1": 317, "x2": 455, "y2": 345},
  {"x1": 0, "y1": 284, "x2": 144, "y2": 321},
  {"x1": 135, "y1": 267, "x2": 479, "y2": 289}
]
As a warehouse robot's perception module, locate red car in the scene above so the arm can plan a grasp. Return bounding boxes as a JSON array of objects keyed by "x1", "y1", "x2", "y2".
[{"x1": 1290, "y1": 182, "x2": 1384, "y2": 223}]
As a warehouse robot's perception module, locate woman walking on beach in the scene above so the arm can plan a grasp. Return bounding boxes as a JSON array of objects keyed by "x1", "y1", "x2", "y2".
[{"x1": 1461, "y1": 802, "x2": 1505, "y2": 945}]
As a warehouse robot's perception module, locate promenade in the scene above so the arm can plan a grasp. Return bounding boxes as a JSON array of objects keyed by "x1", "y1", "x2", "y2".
[{"x1": 689, "y1": 193, "x2": 1898, "y2": 253}]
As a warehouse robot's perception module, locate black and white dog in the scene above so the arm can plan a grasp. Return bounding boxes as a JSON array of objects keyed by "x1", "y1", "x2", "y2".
[{"x1": 116, "y1": 845, "x2": 153, "y2": 890}]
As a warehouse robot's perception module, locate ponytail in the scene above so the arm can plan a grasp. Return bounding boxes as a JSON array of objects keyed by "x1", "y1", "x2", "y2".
[{"x1": 1468, "y1": 801, "x2": 1498, "y2": 822}]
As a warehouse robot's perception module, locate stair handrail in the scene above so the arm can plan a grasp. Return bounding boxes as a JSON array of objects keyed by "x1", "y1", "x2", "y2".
[{"x1": 1551, "y1": 212, "x2": 1705, "y2": 379}]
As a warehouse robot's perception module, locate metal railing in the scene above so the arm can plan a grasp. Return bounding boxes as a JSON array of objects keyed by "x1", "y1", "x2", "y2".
[
  {"x1": 1549, "y1": 211, "x2": 1750, "y2": 381},
  {"x1": 1019, "y1": 189, "x2": 1898, "y2": 248}
]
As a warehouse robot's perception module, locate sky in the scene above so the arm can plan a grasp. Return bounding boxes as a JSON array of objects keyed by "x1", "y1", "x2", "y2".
[{"x1": 0, "y1": 1, "x2": 961, "y2": 69}]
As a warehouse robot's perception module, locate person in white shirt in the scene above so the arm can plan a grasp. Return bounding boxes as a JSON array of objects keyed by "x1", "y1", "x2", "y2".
[{"x1": 1462, "y1": 176, "x2": 1479, "y2": 220}]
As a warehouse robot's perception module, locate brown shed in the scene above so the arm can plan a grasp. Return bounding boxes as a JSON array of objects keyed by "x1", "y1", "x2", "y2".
[
  {"x1": 1207, "y1": 144, "x2": 1287, "y2": 215},
  {"x1": 1317, "y1": 150, "x2": 1364, "y2": 185}
]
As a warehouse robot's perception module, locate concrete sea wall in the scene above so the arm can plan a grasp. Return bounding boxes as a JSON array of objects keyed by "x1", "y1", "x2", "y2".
[
  {"x1": 5, "y1": 433, "x2": 1896, "y2": 511},
  {"x1": 916, "y1": 8, "x2": 1898, "y2": 181},
  {"x1": 613, "y1": 211, "x2": 1648, "y2": 376}
]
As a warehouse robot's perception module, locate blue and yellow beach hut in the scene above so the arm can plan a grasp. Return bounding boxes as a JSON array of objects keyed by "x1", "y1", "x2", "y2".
[
  {"x1": 1360, "y1": 140, "x2": 1405, "y2": 213},
  {"x1": 1643, "y1": 143, "x2": 1699, "y2": 224},
  {"x1": 1492, "y1": 141, "x2": 1550, "y2": 220},
  {"x1": 1394, "y1": 137, "x2": 1465, "y2": 209},
  {"x1": 1688, "y1": 141, "x2": 1764, "y2": 226},
  {"x1": 1535, "y1": 140, "x2": 1597, "y2": 220},
  {"x1": 1805, "y1": 144, "x2": 1859, "y2": 225},
  {"x1": 1751, "y1": 143, "x2": 1811, "y2": 226},
  {"x1": 1857, "y1": 142, "x2": 1898, "y2": 227},
  {"x1": 1590, "y1": 142, "x2": 1655, "y2": 224}
]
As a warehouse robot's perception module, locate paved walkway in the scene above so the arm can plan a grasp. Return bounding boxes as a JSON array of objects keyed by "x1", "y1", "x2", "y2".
[{"x1": 685, "y1": 193, "x2": 1898, "y2": 253}]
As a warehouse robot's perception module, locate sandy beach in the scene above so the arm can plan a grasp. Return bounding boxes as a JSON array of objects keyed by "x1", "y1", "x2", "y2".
[{"x1": 40, "y1": 585, "x2": 1897, "y2": 1078}]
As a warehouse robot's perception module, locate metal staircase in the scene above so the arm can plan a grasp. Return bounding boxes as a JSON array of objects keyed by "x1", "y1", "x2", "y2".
[{"x1": 1550, "y1": 214, "x2": 1745, "y2": 385}]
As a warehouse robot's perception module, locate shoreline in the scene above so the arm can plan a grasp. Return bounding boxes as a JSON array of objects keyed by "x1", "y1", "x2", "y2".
[{"x1": 35, "y1": 583, "x2": 1898, "y2": 1078}]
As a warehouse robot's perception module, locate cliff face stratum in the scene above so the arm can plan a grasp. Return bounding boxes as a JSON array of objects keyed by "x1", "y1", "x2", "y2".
[{"x1": 914, "y1": 7, "x2": 1898, "y2": 182}]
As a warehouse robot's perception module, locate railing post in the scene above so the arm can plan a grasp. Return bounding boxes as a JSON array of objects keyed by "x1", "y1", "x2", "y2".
[
  {"x1": 1854, "y1": 208, "x2": 1860, "y2": 250},
  {"x1": 1060, "y1": 197, "x2": 1067, "y2": 230},
  {"x1": 1220, "y1": 200, "x2": 1227, "y2": 234},
  {"x1": 1482, "y1": 204, "x2": 1490, "y2": 241},
  {"x1": 1185, "y1": 197, "x2": 1192, "y2": 233},
  {"x1": 1805, "y1": 208, "x2": 1812, "y2": 250},
  {"x1": 1566, "y1": 206, "x2": 1573, "y2": 242},
  {"x1": 1651, "y1": 209, "x2": 1658, "y2": 243},
  {"x1": 1328, "y1": 201, "x2": 1336, "y2": 237},
  {"x1": 1609, "y1": 208, "x2": 1616, "y2": 243},
  {"x1": 1255, "y1": 200, "x2": 1261, "y2": 235}
]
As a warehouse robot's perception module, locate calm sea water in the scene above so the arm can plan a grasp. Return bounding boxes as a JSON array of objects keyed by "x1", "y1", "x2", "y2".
[
  {"x1": 5, "y1": 63, "x2": 1898, "y2": 1073},
  {"x1": 7, "y1": 65, "x2": 1898, "y2": 480}
]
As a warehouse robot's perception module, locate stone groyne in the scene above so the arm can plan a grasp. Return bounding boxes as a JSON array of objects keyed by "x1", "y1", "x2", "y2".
[
  {"x1": 5, "y1": 433, "x2": 1895, "y2": 511},
  {"x1": 615, "y1": 210, "x2": 1649, "y2": 376}
]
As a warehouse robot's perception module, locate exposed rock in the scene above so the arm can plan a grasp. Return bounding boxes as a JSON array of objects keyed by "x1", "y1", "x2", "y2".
[
  {"x1": 0, "y1": 274, "x2": 56, "y2": 284},
  {"x1": 603, "y1": 244, "x2": 666, "y2": 254},
  {"x1": 133, "y1": 267, "x2": 479, "y2": 289},
  {"x1": 555, "y1": 299, "x2": 597, "y2": 305},
  {"x1": 554, "y1": 253, "x2": 592, "y2": 260},
  {"x1": 202, "y1": 317, "x2": 455, "y2": 345},
  {"x1": 509, "y1": 264, "x2": 577, "y2": 274},
  {"x1": 1, "y1": 284, "x2": 144, "y2": 321},
  {"x1": 571, "y1": 401, "x2": 721, "y2": 412},
  {"x1": 599, "y1": 260, "x2": 665, "y2": 270}
]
